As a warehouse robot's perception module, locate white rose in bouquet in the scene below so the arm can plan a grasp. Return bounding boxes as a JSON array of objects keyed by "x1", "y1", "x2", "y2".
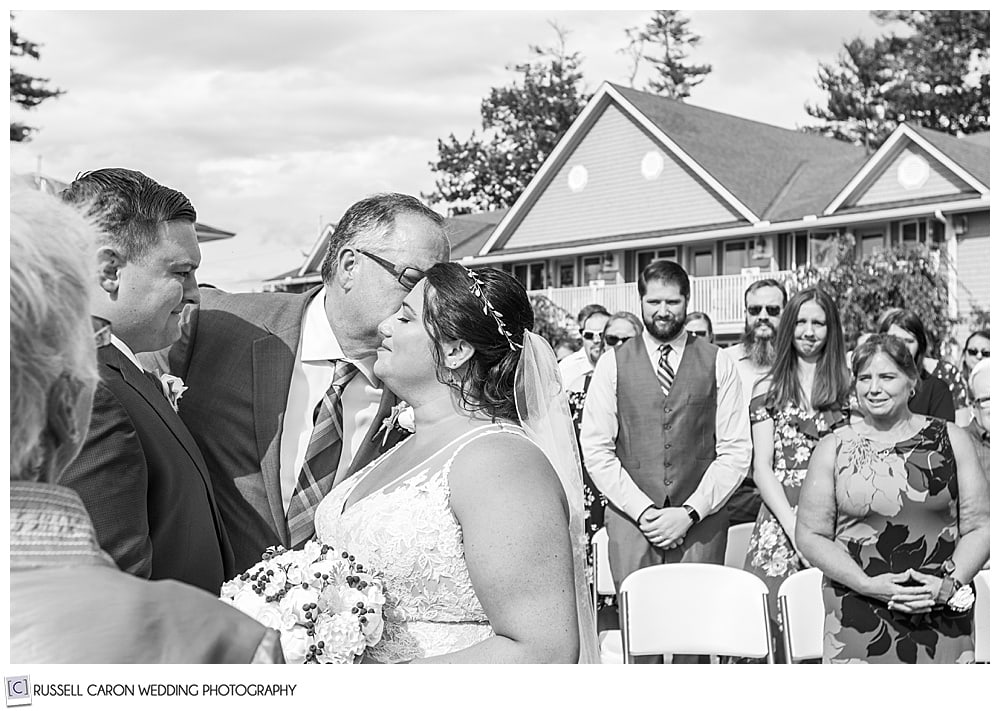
[{"x1": 220, "y1": 544, "x2": 387, "y2": 663}]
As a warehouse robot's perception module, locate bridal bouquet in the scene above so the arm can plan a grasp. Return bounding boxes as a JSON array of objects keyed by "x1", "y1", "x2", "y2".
[{"x1": 220, "y1": 541, "x2": 386, "y2": 663}]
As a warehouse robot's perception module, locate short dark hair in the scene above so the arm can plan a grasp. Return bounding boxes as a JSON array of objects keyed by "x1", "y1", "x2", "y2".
[
  {"x1": 577, "y1": 303, "x2": 610, "y2": 327},
  {"x1": 422, "y1": 264, "x2": 534, "y2": 422},
  {"x1": 639, "y1": 259, "x2": 689, "y2": 298},
  {"x1": 877, "y1": 309, "x2": 928, "y2": 373},
  {"x1": 60, "y1": 168, "x2": 196, "y2": 262},
  {"x1": 852, "y1": 333, "x2": 920, "y2": 382},
  {"x1": 744, "y1": 278, "x2": 788, "y2": 307},
  {"x1": 319, "y1": 193, "x2": 446, "y2": 284}
]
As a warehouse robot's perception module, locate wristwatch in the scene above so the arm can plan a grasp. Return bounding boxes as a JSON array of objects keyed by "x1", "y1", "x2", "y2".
[{"x1": 682, "y1": 505, "x2": 700, "y2": 524}]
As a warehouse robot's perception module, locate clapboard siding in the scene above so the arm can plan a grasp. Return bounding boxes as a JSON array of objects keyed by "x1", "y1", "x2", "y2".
[
  {"x1": 502, "y1": 104, "x2": 743, "y2": 251},
  {"x1": 956, "y1": 233, "x2": 990, "y2": 323},
  {"x1": 852, "y1": 144, "x2": 969, "y2": 208}
]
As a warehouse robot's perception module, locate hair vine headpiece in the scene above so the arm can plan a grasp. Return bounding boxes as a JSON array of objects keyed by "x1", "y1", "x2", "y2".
[{"x1": 463, "y1": 265, "x2": 523, "y2": 352}]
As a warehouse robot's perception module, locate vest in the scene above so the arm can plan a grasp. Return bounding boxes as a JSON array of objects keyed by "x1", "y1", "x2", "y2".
[{"x1": 615, "y1": 333, "x2": 718, "y2": 507}]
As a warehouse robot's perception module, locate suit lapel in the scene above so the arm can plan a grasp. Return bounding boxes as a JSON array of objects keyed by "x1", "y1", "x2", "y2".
[
  {"x1": 252, "y1": 334, "x2": 297, "y2": 548},
  {"x1": 103, "y1": 347, "x2": 212, "y2": 477}
]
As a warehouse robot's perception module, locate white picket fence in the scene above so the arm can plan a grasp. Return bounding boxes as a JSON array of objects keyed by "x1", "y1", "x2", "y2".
[{"x1": 530, "y1": 271, "x2": 794, "y2": 335}]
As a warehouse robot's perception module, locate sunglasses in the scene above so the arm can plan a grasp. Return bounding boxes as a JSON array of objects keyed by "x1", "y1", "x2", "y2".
[
  {"x1": 604, "y1": 335, "x2": 632, "y2": 347},
  {"x1": 687, "y1": 329, "x2": 708, "y2": 337},
  {"x1": 966, "y1": 348, "x2": 991, "y2": 358},
  {"x1": 747, "y1": 305, "x2": 781, "y2": 317},
  {"x1": 582, "y1": 330, "x2": 602, "y2": 342},
  {"x1": 358, "y1": 250, "x2": 425, "y2": 290}
]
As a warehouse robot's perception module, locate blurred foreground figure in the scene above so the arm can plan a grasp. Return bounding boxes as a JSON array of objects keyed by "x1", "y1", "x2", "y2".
[{"x1": 8, "y1": 187, "x2": 282, "y2": 663}]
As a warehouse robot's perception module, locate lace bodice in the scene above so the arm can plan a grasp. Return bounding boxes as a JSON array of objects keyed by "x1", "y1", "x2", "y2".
[{"x1": 315, "y1": 424, "x2": 527, "y2": 663}]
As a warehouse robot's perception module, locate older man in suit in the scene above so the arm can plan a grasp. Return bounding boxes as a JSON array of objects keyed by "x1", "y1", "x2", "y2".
[
  {"x1": 145, "y1": 193, "x2": 450, "y2": 573},
  {"x1": 58, "y1": 169, "x2": 233, "y2": 594},
  {"x1": 581, "y1": 259, "x2": 751, "y2": 662}
]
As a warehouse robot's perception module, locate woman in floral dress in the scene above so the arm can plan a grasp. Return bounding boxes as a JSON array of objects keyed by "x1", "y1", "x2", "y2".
[
  {"x1": 796, "y1": 334, "x2": 990, "y2": 663},
  {"x1": 743, "y1": 288, "x2": 851, "y2": 660}
]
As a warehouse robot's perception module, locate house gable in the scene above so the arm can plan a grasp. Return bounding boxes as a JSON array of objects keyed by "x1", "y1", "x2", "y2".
[
  {"x1": 847, "y1": 141, "x2": 973, "y2": 209},
  {"x1": 497, "y1": 102, "x2": 745, "y2": 252}
]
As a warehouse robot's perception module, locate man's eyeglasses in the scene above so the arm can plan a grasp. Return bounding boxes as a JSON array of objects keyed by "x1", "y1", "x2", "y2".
[
  {"x1": 358, "y1": 250, "x2": 425, "y2": 290},
  {"x1": 747, "y1": 305, "x2": 781, "y2": 317},
  {"x1": 966, "y1": 347, "x2": 991, "y2": 358},
  {"x1": 604, "y1": 335, "x2": 632, "y2": 347},
  {"x1": 582, "y1": 330, "x2": 602, "y2": 342}
]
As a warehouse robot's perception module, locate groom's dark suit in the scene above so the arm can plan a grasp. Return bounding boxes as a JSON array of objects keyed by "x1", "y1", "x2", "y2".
[
  {"x1": 144, "y1": 287, "x2": 405, "y2": 574},
  {"x1": 61, "y1": 343, "x2": 232, "y2": 593}
]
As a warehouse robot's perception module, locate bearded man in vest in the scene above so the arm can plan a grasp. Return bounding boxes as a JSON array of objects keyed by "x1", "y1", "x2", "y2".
[{"x1": 581, "y1": 260, "x2": 751, "y2": 660}]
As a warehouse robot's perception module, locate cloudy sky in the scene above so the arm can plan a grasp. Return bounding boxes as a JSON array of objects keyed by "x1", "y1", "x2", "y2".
[{"x1": 10, "y1": 8, "x2": 891, "y2": 291}]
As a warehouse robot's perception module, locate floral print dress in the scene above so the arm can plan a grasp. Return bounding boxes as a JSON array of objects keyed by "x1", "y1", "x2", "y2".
[
  {"x1": 823, "y1": 418, "x2": 975, "y2": 664},
  {"x1": 743, "y1": 397, "x2": 846, "y2": 659},
  {"x1": 568, "y1": 378, "x2": 613, "y2": 611}
]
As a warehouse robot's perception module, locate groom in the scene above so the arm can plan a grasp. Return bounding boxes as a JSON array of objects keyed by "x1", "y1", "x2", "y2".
[{"x1": 145, "y1": 193, "x2": 450, "y2": 572}]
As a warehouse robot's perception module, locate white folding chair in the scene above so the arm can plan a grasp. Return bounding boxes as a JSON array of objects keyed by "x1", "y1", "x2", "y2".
[
  {"x1": 974, "y1": 569, "x2": 989, "y2": 663},
  {"x1": 777, "y1": 568, "x2": 824, "y2": 663},
  {"x1": 725, "y1": 522, "x2": 755, "y2": 569},
  {"x1": 618, "y1": 563, "x2": 774, "y2": 663},
  {"x1": 590, "y1": 528, "x2": 623, "y2": 664}
]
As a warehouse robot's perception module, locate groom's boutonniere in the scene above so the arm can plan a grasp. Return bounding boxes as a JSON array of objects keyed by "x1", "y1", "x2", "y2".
[
  {"x1": 157, "y1": 372, "x2": 188, "y2": 413},
  {"x1": 374, "y1": 402, "x2": 415, "y2": 446}
]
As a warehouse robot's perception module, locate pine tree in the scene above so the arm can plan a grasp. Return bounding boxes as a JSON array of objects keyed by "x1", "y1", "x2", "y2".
[
  {"x1": 10, "y1": 13, "x2": 64, "y2": 142},
  {"x1": 624, "y1": 11, "x2": 712, "y2": 101}
]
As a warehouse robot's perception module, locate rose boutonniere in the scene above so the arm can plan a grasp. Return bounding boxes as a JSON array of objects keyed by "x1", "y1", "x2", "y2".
[
  {"x1": 374, "y1": 402, "x2": 415, "y2": 446},
  {"x1": 157, "y1": 372, "x2": 188, "y2": 413}
]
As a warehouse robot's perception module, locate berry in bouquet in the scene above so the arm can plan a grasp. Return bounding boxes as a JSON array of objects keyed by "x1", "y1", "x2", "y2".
[{"x1": 221, "y1": 540, "x2": 385, "y2": 663}]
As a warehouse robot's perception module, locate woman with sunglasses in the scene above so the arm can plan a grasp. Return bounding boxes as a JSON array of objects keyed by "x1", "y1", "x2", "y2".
[
  {"x1": 961, "y1": 328, "x2": 990, "y2": 389},
  {"x1": 742, "y1": 288, "x2": 851, "y2": 660},
  {"x1": 602, "y1": 311, "x2": 644, "y2": 349},
  {"x1": 684, "y1": 311, "x2": 715, "y2": 343}
]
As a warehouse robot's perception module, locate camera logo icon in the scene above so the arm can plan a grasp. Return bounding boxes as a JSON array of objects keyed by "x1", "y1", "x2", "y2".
[{"x1": 5, "y1": 677, "x2": 31, "y2": 707}]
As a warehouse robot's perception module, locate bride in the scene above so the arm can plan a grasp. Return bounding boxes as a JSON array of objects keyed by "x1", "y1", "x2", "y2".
[{"x1": 314, "y1": 263, "x2": 599, "y2": 663}]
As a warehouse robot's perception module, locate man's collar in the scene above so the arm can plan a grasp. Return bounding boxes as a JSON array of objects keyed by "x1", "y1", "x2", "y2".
[
  {"x1": 301, "y1": 287, "x2": 377, "y2": 385},
  {"x1": 109, "y1": 334, "x2": 144, "y2": 372}
]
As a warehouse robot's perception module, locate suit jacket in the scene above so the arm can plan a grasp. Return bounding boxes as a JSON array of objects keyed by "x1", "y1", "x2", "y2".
[
  {"x1": 143, "y1": 287, "x2": 406, "y2": 574},
  {"x1": 60, "y1": 344, "x2": 233, "y2": 593}
]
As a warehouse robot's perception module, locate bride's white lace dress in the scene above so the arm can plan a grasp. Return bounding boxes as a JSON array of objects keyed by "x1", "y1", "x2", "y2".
[{"x1": 315, "y1": 423, "x2": 527, "y2": 663}]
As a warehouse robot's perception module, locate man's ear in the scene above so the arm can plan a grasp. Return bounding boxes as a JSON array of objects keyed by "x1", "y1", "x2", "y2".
[
  {"x1": 96, "y1": 246, "x2": 124, "y2": 294},
  {"x1": 441, "y1": 339, "x2": 475, "y2": 370},
  {"x1": 335, "y1": 247, "x2": 359, "y2": 290}
]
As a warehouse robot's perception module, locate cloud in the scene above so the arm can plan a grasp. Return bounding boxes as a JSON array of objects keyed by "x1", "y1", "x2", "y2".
[{"x1": 10, "y1": 9, "x2": 888, "y2": 291}]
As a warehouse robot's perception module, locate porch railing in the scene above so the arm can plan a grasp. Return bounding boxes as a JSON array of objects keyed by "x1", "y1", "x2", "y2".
[{"x1": 529, "y1": 271, "x2": 794, "y2": 334}]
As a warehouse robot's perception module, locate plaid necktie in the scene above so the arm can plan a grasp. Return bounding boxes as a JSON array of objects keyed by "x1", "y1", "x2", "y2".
[
  {"x1": 286, "y1": 360, "x2": 358, "y2": 547},
  {"x1": 656, "y1": 343, "x2": 675, "y2": 398}
]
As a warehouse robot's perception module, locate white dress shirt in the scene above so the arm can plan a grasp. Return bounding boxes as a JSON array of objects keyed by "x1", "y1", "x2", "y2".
[
  {"x1": 723, "y1": 342, "x2": 771, "y2": 410},
  {"x1": 581, "y1": 327, "x2": 751, "y2": 522},
  {"x1": 110, "y1": 334, "x2": 145, "y2": 372},
  {"x1": 278, "y1": 287, "x2": 382, "y2": 514},
  {"x1": 558, "y1": 348, "x2": 596, "y2": 393}
]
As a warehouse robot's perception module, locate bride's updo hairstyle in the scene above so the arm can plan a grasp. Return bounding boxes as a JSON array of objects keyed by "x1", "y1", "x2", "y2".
[{"x1": 421, "y1": 263, "x2": 534, "y2": 421}]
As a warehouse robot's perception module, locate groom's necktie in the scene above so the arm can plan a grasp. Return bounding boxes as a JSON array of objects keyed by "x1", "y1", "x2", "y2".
[
  {"x1": 286, "y1": 360, "x2": 358, "y2": 547},
  {"x1": 656, "y1": 343, "x2": 675, "y2": 398}
]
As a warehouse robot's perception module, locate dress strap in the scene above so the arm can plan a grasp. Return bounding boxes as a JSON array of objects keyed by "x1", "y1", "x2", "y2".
[{"x1": 441, "y1": 423, "x2": 532, "y2": 478}]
